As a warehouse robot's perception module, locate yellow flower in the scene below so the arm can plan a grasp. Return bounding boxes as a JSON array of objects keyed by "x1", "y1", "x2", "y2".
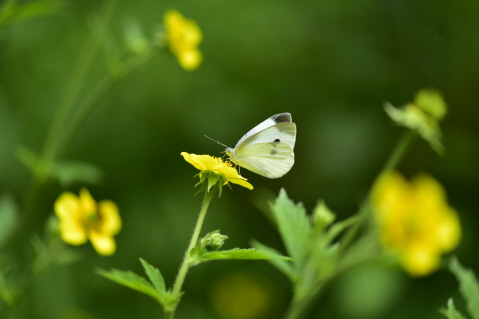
[
  {"x1": 54, "y1": 188, "x2": 121, "y2": 256},
  {"x1": 181, "y1": 152, "x2": 253, "y2": 191},
  {"x1": 372, "y1": 171, "x2": 461, "y2": 276},
  {"x1": 164, "y1": 9, "x2": 203, "y2": 71}
]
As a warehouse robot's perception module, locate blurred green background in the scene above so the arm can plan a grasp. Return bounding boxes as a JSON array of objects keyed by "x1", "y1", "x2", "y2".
[{"x1": 1, "y1": 0, "x2": 479, "y2": 318}]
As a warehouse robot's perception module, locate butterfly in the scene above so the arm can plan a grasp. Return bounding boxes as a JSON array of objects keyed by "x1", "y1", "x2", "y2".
[{"x1": 207, "y1": 113, "x2": 296, "y2": 178}]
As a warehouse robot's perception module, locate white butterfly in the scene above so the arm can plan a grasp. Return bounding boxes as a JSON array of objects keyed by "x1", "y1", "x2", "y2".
[{"x1": 208, "y1": 113, "x2": 296, "y2": 178}]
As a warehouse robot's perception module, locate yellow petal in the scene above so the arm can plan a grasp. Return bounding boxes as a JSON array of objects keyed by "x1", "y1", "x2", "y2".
[
  {"x1": 227, "y1": 177, "x2": 253, "y2": 190},
  {"x1": 54, "y1": 192, "x2": 81, "y2": 221},
  {"x1": 98, "y1": 200, "x2": 122, "y2": 236},
  {"x1": 59, "y1": 220, "x2": 87, "y2": 245},
  {"x1": 90, "y1": 232, "x2": 116, "y2": 256},
  {"x1": 402, "y1": 244, "x2": 440, "y2": 276},
  {"x1": 437, "y1": 208, "x2": 461, "y2": 252},
  {"x1": 181, "y1": 152, "x2": 210, "y2": 170},
  {"x1": 178, "y1": 49, "x2": 202, "y2": 71},
  {"x1": 79, "y1": 188, "x2": 96, "y2": 214}
]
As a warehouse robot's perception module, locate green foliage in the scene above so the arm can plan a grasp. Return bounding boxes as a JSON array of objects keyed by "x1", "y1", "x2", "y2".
[
  {"x1": 190, "y1": 230, "x2": 287, "y2": 266},
  {"x1": 269, "y1": 189, "x2": 312, "y2": 272},
  {"x1": 198, "y1": 248, "x2": 271, "y2": 263},
  {"x1": 16, "y1": 146, "x2": 103, "y2": 187},
  {"x1": 441, "y1": 298, "x2": 468, "y2": 319},
  {"x1": 97, "y1": 258, "x2": 180, "y2": 312},
  {"x1": 140, "y1": 258, "x2": 167, "y2": 298},
  {"x1": 97, "y1": 266, "x2": 164, "y2": 304},
  {"x1": 0, "y1": 0, "x2": 61, "y2": 36},
  {"x1": 0, "y1": 194, "x2": 18, "y2": 248},
  {"x1": 254, "y1": 189, "x2": 356, "y2": 317},
  {"x1": 0, "y1": 268, "x2": 16, "y2": 306},
  {"x1": 383, "y1": 88, "x2": 447, "y2": 155},
  {"x1": 449, "y1": 257, "x2": 479, "y2": 319}
]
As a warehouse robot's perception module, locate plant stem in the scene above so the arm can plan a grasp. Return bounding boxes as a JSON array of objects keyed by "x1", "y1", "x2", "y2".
[
  {"x1": 166, "y1": 190, "x2": 214, "y2": 318},
  {"x1": 283, "y1": 288, "x2": 322, "y2": 319}
]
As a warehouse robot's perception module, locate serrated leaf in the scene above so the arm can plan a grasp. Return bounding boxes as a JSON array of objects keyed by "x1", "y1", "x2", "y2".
[
  {"x1": 198, "y1": 248, "x2": 271, "y2": 264},
  {"x1": 450, "y1": 257, "x2": 479, "y2": 319},
  {"x1": 140, "y1": 258, "x2": 166, "y2": 297},
  {"x1": 270, "y1": 189, "x2": 312, "y2": 269},
  {"x1": 440, "y1": 298, "x2": 468, "y2": 319},
  {"x1": 96, "y1": 268, "x2": 162, "y2": 303},
  {"x1": 251, "y1": 241, "x2": 295, "y2": 281},
  {"x1": 0, "y1": 193, "x2": 18, "y2": 247}
]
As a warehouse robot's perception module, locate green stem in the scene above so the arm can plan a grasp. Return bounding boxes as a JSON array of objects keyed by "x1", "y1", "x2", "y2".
[
  {"x1": 283, "y1": 288, "x2": 322, "y2": 319},
  {"x1": 38, "y1": 0, "x2": 117, "y2": 182},
  {"x1": 166, "y1": 190, "x2": 214, "y2": 318},
  {"x1": 1, "y1": 0, "x2": 118, "y2": 257},
  {"x1": 59, "y1": 51, "x2": 158, "y2": 155},
  {"x1": 339, "y1": 130, "x2": 417, "y2": 254}
]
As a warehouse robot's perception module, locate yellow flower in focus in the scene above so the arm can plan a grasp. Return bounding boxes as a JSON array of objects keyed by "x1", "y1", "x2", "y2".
[
  {"x1": 54, "y1": 188, "x2": 121, "y2": 256},
  {"x1": 372, "y1": 171, "x2": 461, "y2": 276},
  {"x1": 181, "y1": 152, "x2": 253, "y2": 191},
  {"x1": 164, "y1": 9, "x2": 203, "y2": 71}
]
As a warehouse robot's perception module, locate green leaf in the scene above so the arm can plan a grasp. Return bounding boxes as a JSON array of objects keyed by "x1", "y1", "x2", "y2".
[
  {"x1": 16, "y1": 146, "x2": 103, "y2": 186},
  {"x1": 198, "y1": 248, "x2": 272, "y2": 264},
  {"x1": 96, "y1": 268, "x2": 162, "y2": 303},
  {"x1": 312, "y1": 200, "x2": 335, "y2": 232},
  {"x1": 0, "y1": 193, "x2": 18, "y2": 247},
  {"x1": 140, "y1": 258, "x2": 166, "y2": 298},
  {"x1": 440, "y1": 298, "x2": 468, "y2": 319},
  {"x1": 251, "y1": 241, "x2": 295, "y2": 281},
  {"x1": 384, "y1": 102, "x2": 443, "y2": 154},
  {"x1": 270, "y1": 189, "x2": 312, "y2": 268},
  {"x1": 16, "y1": 145, "x2": 43, "y2": 173},
  {"x1": 326, "y1": 215, "x2": 359, "y2": 244},
  {"x1": 450, "y1": 257, "x2": 479, "y2": 319},
  {"x1": 51, "y1": 160, "x2": 103, "y2": 187}
]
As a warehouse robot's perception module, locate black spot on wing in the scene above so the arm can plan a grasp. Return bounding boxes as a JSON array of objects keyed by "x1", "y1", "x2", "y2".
[
  {"x1": 271, "y1": 149, "x2": 277, "y2": 155},
  {"x1": 272, "y1": 113, "x2": 292, "y2": 123},
  {"x1": 274, "y1": 138, "x2": 280, "y2": 142}
]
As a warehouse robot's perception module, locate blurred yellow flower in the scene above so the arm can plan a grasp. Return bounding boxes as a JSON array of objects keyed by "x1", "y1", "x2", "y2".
[
  {"x1": 210, "y1": 272, "x2": 273, "y2": 319},
  {"x1": 181, "y1": 152, "x2": 253, "y2": 190},
  {"x1": 164, "y1": 9, "x2": 203, "y2": 71},
  {"x1": 372, "y1": 171, "x2": 461, "y2": 276},
  {"x1": 54, "y1": 188, "x2": 121, "y2": 256}
]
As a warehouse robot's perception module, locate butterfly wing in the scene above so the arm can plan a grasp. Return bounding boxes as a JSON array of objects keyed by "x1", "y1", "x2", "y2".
[
  {"x1": 233, "y1": 139, "x2": 295, "y2": 179},
  {"x1": 235, "y1": 113, "x2": 295, "y2": 149}
]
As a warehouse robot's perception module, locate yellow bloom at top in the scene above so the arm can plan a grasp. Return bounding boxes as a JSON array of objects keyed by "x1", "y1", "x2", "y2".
[
  {"x1": 372, "y1": 171, "x2": 461, "y2": 276},
  {"x1": 182, "y1": 152, "x2": 253, "y2": 192},
  {"x1": 54, "y1": 188, "x2": 122, "y2": 256},
  {"x1": 164, "y1": 9, "x2": 203, "y2": 71}
]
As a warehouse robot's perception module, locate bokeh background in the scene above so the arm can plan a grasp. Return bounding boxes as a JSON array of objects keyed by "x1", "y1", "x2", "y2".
[{"x1": 1, "y1": 0, "x2": 479, "y2": 318}]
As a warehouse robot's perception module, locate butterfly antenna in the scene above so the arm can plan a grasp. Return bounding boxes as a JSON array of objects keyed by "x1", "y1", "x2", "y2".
[{"x1": 204, "y1": 135, "x2": 228, "y2": 148}]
